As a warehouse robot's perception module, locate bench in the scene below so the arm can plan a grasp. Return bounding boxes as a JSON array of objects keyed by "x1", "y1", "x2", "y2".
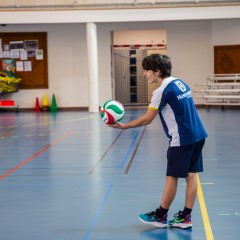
[
  {"x1": 194, "y1": 74, "x2": 240, "y2": 107},
  {"x1": 205, "y1": 89, "x2": 240, "y2": 93},
  {"x1": 207, "y1": 74, "x2": 240, "y2": 83},
  {"x1": 203, "y1": 95, "x2": 240, "y2": 99}
]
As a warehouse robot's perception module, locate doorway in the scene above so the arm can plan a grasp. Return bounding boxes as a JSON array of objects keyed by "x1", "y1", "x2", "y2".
[
  {"x1": 112, "y1": 29, "x2": 167, "y2": 105},
  {"x1": 112, "y1": 46, "x2": 167, "y2": 105}
]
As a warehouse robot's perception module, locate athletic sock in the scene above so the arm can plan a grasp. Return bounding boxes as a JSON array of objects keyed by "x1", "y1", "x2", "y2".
[
  {"x1": 155, "y1": 206, "x2": 169, "y2": 218},
  {"x1": 180, "y1": 207, "x2": 192, "y2": 218}
]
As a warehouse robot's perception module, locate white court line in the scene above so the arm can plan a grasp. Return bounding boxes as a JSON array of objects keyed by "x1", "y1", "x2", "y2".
[{"x1": 0, "y1": 116, "x2": 93, "y2": 129}]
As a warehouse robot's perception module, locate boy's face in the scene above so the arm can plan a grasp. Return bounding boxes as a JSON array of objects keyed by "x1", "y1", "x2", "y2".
[{"x1": 143, "y1": 69, "x2": 160, "y2": 84}]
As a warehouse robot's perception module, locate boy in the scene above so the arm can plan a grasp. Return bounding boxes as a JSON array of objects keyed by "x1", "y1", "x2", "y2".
[{"x1": 108, "y1": 54, "x2": 208, "y2": 229}]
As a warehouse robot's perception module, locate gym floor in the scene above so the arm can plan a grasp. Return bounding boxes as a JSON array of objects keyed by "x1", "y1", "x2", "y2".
[{"x1": 0, "y1": 107, "x2": 239, "y2": 240}]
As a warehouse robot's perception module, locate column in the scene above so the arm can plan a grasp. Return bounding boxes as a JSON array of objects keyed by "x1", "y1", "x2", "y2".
[{"x1": 86, "y1": 22, "x2": 99, "y2": 112}]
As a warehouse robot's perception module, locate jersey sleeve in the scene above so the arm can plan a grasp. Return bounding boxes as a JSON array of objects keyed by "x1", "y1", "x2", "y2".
[{"x1": 148, "y1": 88, "x2": 164, "y2": 111}]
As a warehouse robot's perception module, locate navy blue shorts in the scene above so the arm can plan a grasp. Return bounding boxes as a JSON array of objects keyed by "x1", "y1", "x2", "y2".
[{"x1": 166, "y1": 139, "x2": 205, "y2": 178}]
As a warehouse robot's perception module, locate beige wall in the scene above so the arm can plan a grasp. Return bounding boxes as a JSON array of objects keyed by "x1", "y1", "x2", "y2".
[{"x1": 113, "y1": 30, "x2": 166, "y2": 45}]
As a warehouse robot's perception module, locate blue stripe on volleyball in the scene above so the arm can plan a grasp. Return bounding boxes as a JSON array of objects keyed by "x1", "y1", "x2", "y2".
[{"x1": 120, "y1": 128, "x2": 141, "y2": 168}]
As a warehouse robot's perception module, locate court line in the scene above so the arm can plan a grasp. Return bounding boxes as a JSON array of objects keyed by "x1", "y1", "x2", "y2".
[
  {"x1": 0, "y1": 131, "x2": 73, "y2": 180},
  {"x1": 125, "y1": 126, "x2": 146, "y2": 174},
  {"x1": 84, "y1": 184, "x2": 113, "y2": 240},
  {"x1": 88, "y1": 116, "x2": 134, "y2": 174},
  {"x1": 120, "y1": 128, "x2": 141, "y2": 167},
  {"x1": 88, "y1": 130, "x2": 124, "y2": 174},
  {"x1": 0, "y1": 116, "x2": 93, "y2": 129},
  {"x1": 0, "y1": 130, "x2": 13, "y2": 139},
  {"x1": 22, "y1": 116, "x2": 93, "y2": 127},
  {"x1": 197, "y1": 173, "x2": 214, "y2": 240}
]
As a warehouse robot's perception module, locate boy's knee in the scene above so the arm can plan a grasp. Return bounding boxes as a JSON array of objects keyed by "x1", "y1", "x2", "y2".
[
  {"x1": 186, "y1": 172, "x2": 197, "y2": 181},
  {"x1": 187, "y1": 172, "x2": 196, "y2": 177}
]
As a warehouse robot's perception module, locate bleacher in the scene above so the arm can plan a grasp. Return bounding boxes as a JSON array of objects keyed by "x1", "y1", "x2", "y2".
[{"x1": 194, "y1": 74, "x2": 240, "y2": 107}]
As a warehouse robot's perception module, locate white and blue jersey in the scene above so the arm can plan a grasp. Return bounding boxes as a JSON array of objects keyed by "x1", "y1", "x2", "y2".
[{"x1": 149, "y1": 76, "x2": 208, "y2": 146}]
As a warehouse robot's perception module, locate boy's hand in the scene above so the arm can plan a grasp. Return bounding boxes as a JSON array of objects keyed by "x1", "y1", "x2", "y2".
[{"x1": 107, "y1": 121, "x2": 126, "y2": 129}]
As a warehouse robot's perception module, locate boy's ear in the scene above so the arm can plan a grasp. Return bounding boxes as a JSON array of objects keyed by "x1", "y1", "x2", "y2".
[{"x1": 155, "y1": 69, "x2": 161, "y2": 77}]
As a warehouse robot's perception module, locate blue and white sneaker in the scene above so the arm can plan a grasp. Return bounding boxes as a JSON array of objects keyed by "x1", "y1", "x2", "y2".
[
  {"x1": 168, "y1": 211, "x2": 192, "y2": 229},
  {"x1": 139, "y1": 210, "x2": 168, "y2": 228}
]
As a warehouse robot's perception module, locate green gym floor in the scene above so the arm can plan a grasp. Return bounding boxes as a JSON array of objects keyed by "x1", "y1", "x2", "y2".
[{"x1": 0, "y1": 107, "x2": 239, "y2": 240}]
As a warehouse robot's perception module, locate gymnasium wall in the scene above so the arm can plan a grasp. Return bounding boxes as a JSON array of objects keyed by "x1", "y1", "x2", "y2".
[
  {"x1": 212, "y1": 19, "x2": 240, "y2": 46},
  {"x1": 1, "y1": 18, "x2": 240, "y2": 108}
]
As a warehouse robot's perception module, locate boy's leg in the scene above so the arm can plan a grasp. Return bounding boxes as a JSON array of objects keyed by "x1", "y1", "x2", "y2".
[
  {"x1": 185, "y1": 172, "x2": 197, "y2": 209},
  {"x1": 139, "y1": 176, "x2": 178, "y2": 228},
  {"x1": 168, "y1": 173, "x2": 197, "y2": 229},
  {"x1": 160, "y1": 176, "x2": 178, "y2": 209}
]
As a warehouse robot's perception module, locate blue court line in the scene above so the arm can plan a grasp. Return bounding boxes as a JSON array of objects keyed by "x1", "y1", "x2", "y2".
[
  {"x1": 120, "y1": 128, "x2": 141, "y2": 167},
  {"x1": 125, "y1": 126, "x2": 146, "y2": 174},
  {"x1": 84, "y1": 184, "x2": 113, "y2": 240}
]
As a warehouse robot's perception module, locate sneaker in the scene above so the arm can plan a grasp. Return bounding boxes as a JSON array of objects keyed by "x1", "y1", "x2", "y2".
[
  {"x1": 139, "y1": 210, "x2": 168, "y2": 228},
  {"x1": 168, "y1": 211, "x2": 192, "y2": 229}
]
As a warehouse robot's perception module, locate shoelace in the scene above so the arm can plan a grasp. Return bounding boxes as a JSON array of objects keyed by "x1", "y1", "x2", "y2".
[
  {"x1": 145, "y1": 210, "x2": 164, "y2": 221},
  {"x1": 173, "y1": 211, "x2": 183, "y2": 219},
  {"x1": 145, "y1": 211, "x2": 155, "y2": 216}
]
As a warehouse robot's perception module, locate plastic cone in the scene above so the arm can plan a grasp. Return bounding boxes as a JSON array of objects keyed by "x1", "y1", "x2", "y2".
[
  {"x1": 42, "y1": 94, "x2": 50, "y2": 111},
  {"x1": 50, "y1": 94, "x2": 58, "y2": 112},
  {"x1": 34, "y1": 97, "x2": 41, "y2": 112}
]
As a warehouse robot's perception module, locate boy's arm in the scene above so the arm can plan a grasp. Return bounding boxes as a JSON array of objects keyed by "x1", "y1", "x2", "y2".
[{"x1": 108, "y1": 108, "x2": 159, "y2": 130}]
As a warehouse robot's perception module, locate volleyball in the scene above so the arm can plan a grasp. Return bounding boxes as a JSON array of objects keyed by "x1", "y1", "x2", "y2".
[{"x1": 100, "y1": 100, "x2": 125, "y2": 124}]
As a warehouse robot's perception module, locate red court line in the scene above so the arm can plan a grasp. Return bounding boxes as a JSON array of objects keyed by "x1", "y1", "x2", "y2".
[
  {"x1": 0, "y1": 131, "x2": 73, "y2": 180},
  {"x1": 0, "y1": 129, "x2": 15, "y2": 138}
]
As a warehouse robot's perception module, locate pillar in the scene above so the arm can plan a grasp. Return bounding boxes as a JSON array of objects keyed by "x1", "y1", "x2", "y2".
[{"x1": 86, "y1": 22, "x2": 99, "y2": 112}]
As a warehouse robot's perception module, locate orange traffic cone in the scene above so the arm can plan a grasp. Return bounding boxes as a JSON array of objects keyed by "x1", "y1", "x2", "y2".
[
  {"x1": 34, "y1": 97, "x2": 41, "y2": 112},
  {"x1": 50, "y1": 94, "x2": 58, "y2": 112},
  {"x1": 42, "y1": 94, "x2": 50, "y2": 111}
]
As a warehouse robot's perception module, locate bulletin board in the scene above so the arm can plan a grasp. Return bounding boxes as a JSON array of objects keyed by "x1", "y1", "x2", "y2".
[{"x1": 0, "y1": 32, "x2": 48, "y2": 89}]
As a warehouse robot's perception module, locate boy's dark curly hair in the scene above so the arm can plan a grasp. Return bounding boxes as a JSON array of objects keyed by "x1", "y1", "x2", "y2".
[{"x1": 142, "y1": 54, "x2": 172, "y2": 78}]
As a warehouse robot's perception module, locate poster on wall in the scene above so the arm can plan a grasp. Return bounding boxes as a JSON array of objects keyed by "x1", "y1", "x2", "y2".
[
  {"x1": 24, "y1": 61, "x2": 32, "y2": 71},
  {"x1": 16, "y1": 61, "x2": 24, "y2": 71},
  {"x1": 20, "y1": 50, "x2": 28, "y2": 60},
  {"x1": 10, "y1": 50, "x2": 20, "y2": 59},
  {"x1": 24, "y1": 40, "x2": 38, "y2": 50},
  {"x1": 2, "y1": 51, "x2": 10, "y2": 58},
  {"x1": 10, "y1": 41, "x2": 24, "y2": 50},
  {"x1": 27, "y1": 50, "x2": 35, "y2": 58},
  {"x1": 3, "y1": 44, "x2": 9, "y2": 51},
  {"x1": 36, "y1": 49, "x2": 43, "y2": 60},
  {"x1": 2, "y1": 59, "x2": 15, "y2": 76}
]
